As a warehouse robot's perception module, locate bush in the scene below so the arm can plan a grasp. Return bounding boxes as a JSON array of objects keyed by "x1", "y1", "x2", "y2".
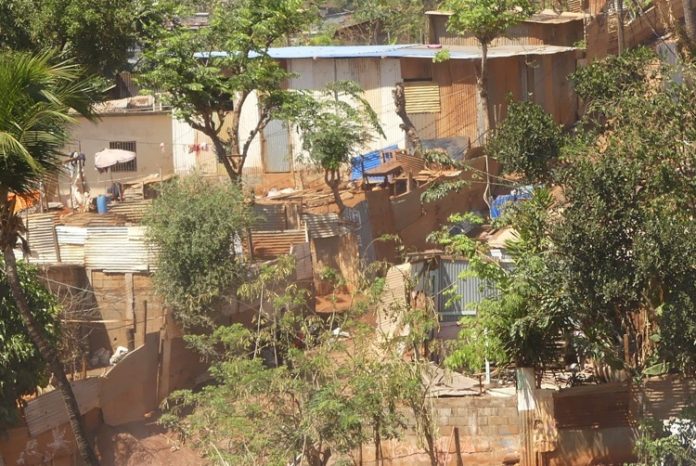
[
  {"x1": 487, "y1": 100, "x2": 562, "y2": 184},
  {"x1": 143, "y1": 175, "x2": 254, "y2": 328}
]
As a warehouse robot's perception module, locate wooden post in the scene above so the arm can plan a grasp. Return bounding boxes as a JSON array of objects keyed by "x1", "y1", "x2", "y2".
[
  {"x1": 453, "y1": 427, "x2": 464, "y2": 466},
  {"x1": 141, "y1": 300, "x2": 148, "y2": 346},
  {"x1": 125, "y1": 273, "x2": 135, "y2": 350},
  {"x1": 616, "y1": 0, "x2": 625, "y2": 55},
  {"x1": 517, "y1": 367, "x2": 536, "y2": 466}
]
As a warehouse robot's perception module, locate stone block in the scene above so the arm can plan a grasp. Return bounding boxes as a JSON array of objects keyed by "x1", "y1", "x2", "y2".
[{"x1": 497, "y1": 425, "x2": 517, "y2": 435}]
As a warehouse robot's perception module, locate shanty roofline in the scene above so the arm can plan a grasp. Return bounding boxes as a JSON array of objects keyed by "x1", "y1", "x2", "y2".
[
  {"x1": 196, "y1": 43, "x2": 576, "y2": 60},
  {"x1": 425, "y1": 9, "x2": 584, "y2": 24}
]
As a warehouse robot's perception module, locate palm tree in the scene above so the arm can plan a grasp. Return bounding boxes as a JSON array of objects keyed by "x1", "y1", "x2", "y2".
[{"x1": 0, "y1": 51, "x2": 100, "y2": 466}]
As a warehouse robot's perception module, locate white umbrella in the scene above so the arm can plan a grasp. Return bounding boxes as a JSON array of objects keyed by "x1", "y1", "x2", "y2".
[{"x1": 94, "y1": 148, "x2": 136, "y2": 169}]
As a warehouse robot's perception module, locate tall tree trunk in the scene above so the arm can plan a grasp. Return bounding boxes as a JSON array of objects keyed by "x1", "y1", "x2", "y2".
[
  {"x1": 325, "y1": 169, "x2": 346, "y2": 215},
  {"x1": 477, "y1": 41, "x2": 493, "y2": 210},
  {"x1": 616, "y1": 0, "x2": 625, "y2": 54},
  {"x1": 212, "y1": 137, "x2": 239, "y2": 182},
  {"x1": 393, "y1": 83, "x2": 422, "y2": 155},
  {"x1": 2, "y1": 246, "x2": 99, "y2": 466},
  {"x1": 683, "y1": 0, "x2": 696, "y2": 48}
]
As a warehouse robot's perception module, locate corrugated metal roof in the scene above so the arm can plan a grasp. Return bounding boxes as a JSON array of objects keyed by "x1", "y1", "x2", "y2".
[
  {"x1": 303, "y1": 213, "x2": 350, "y2": 239},
  {"x1": 23, "y1": 213, "x2": 59, "y2": 263},
  {"x1": 84, "y1": 226, "x2": 156, "y2": 272},
  {"x1": 251, "y1": 229, "x2": 307, "y2": 260},
  {"x1": 24, "y1": 377, "x2": 102, "y2": 437},
  {"x1": 197, "y1": 44, "x2": 575, "y2": 61},
  {"x1": 108, "y1": 200, "x2": 152, "y2": 223},
  {"x1": 350, "y1": 145, "x2": 399, "y2": 181},
  {"x1": 56, "y1": 225, "x2": 88, "y2": 265}
]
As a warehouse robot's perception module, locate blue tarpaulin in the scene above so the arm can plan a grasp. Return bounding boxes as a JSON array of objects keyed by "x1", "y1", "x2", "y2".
[
  {"x1": 490, "y1": 187, "x2": 533, "y2": 219},
  {"x1": 350, "y1": 145, "x2": 398, "y2": 182}
]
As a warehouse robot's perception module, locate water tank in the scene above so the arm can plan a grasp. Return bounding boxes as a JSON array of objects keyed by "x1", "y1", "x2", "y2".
[{"x1": 96, "y1": 195, "x2": 108, "y2": 214}]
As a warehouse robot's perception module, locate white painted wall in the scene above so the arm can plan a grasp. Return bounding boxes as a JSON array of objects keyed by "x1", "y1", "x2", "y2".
[
  {"x1": 286, "y1": 57, "x2": 405, "y2": 169},
  {"x1": 172, "y1": 117, "x2": 197, "y2": 174}
]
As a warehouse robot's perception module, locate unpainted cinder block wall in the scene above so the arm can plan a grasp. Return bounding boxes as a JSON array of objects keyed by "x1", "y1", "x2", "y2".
[{"x1": 365, "y1": 395, "x2": 519, "y2": 466}]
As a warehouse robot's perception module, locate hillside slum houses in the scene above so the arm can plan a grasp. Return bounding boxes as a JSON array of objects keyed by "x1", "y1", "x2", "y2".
[
  {"x1": 7, "y1": 3, "x2": 691, "y2": 465},
  {"x1": 31, "y1": 13, "x2": 587, "y2": 355}
]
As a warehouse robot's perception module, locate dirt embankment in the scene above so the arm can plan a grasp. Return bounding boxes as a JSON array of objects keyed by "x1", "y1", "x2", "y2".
[{"x1": 95, "y1": 418, "x2": 206, "y2": 466}]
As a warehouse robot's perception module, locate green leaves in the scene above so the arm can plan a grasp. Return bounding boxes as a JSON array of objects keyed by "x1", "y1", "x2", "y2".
[
  {"x1": 289, "y1": 80, "x2": 384, "y2": 175},
  {"x1": 441, "y1": 0, "x2": 535, "y2": 45},
  {"x1": 486, "y1": 99, "x2": 563, "y2": 184},
  {"x1": 0, "y1": 258, "x2": 60, "y2": 429},
  {"x1": 143, "y1": 175, "x2": 254, "y2": 329}
]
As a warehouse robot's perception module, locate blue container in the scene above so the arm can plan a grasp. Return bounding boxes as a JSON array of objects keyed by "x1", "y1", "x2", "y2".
[{"x1": 96, "y1": 195, "x2": 108, "y2": 214}]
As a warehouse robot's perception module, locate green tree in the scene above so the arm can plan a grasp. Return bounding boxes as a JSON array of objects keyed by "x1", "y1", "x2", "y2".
[
  {"x1": 443, "y1": 49, "x2": 696, "y2": 379},
  {"x1": 430, "y1": 193, "x2": 565, "y2": 374},
  {"x1": 438, "y1": 0, "x2": 534, "y2": 207},
  {"x1": 143, "y1": 175, "x2": 254, "y2": 329},
  {"x1": 0, "y1": 259, "x2": 60, "y2": 428},
  {"x1": 162, "y1": 261, "x2": 407, "y2": 466},
  {"x1": 0, "y1": 0, "x2": 173, "y2": 77},
  {"x1": 352, "y1": 0, "x2": 436, "y2": 44},
  {"x1": 439, "y1": 0, "x2": 534, "y2": 141},
  {"x1": 141, "y1": 0, "x2": 316, "y2": 182},
  {"x1": 290, "y1": 81, "x2": 384, "y2": 214},
  {"x1": 487, "y1": 99, "x2": 563, "y2": 184},
  {"x1": 0, "y1": 51, "x2": 101, "y2": 465}
]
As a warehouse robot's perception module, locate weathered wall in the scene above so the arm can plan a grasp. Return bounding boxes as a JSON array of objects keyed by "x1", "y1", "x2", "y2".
[
  {"x1": 0, "y1": 408, "x2": 101, "y2": 466},
  {"x1": 371, "y1": 395, "x2": 520, "y2": 466},
  {"x1": 407, "y1": 51, "x2": 578, "y2": 149},
  {"x1": 429, "y1": 14, "x2": 583, "y2": 47},
  {"x1": 89, "y1": 271, "x2": 165, "y2": 351},
  {"x1": 585, "y1": 0, "x2": 682, "y2": 61},
  {"x1": 311, "y1": 233, "x2": 362, "y2": 292},
  {"x1": 63, "y1": 112, "x2": 174, "y2": 196},
  {"x1": 100, "y1": 333, "x2": 160, "y2": 426}
]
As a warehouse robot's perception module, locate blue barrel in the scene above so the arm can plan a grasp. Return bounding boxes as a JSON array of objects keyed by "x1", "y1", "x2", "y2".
[{"x1": 96, "y1": 195, "x2": 108, "y2": 214}]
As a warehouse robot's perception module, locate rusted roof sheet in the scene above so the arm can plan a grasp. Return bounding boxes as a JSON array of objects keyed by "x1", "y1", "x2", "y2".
[
  {"x1": 23, "y1": 212, "x2": 60, "y2": 263},
  {"x1": 395, "y1": 153, "x2": 425, "y2": 175},
  {"x1": 24, "y1": 377, "x2": 102, "y2": 437},
  {"x1": 251, "y1": 229, "x2": 307, "y2": 260},
  {"x1": 59, "y1": 212, "x2": 129, "y2": 227},
  {"x1": 108, "y1": 200, "x2": 152, "y2": 223},
  {"x1": 364, "y1": 159, "x2": 403, "y2": 177},
  {"x1": 303, "y1": 213, "x2": 350, "y2": 239},
  {"x1": 253, "y1": 204, "x2": 288, "y2": 231},
  {"x1": 84, "y1": 226, "x2": 156, "y2": 272}
]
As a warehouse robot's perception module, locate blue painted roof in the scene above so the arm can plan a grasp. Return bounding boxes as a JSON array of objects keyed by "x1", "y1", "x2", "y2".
[{"x1": 195, "y1": 44, "x2": 574, "y2": 60}]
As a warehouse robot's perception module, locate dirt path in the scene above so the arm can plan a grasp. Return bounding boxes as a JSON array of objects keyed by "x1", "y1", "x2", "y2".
[{"x1": 95, "y1": 417, "x2": 206, "y2": 466}]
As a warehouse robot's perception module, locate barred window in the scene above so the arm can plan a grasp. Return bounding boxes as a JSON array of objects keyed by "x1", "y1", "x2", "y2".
[{"x1": 108, "y1": 141, "x2": 137, "y2": 172}]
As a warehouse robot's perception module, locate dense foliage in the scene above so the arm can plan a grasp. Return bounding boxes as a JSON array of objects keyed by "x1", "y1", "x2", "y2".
[
  {"x1": 0, "y1": 0, "x2": 171, "y2": 77},
  {"x1": 0, "y1": 51, "x2": 100, "y2": 463},
  {"x1": 0, "y1": 259, "x2": 60, "y2": 428},
  {"x1": 487, "y1": 100, "x2": 563, "y2": 184},
  {"x1": 143, "y1": 175, "x2": 254, "y2": 329},
  {"x1": 141, "y1": 0, "x2": 315, "y2": 181},
  {"x1": 440, "y1": 48, "x2": 696, "y2": 378},
  {"x1": 161, "y1": 259, "x2": 441, "y2": 466}
]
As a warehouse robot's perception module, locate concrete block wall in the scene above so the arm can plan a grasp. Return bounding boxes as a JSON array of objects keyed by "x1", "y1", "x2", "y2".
[{"x1": 370, "y1": 395, "x2": 520, "y2": 466}]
